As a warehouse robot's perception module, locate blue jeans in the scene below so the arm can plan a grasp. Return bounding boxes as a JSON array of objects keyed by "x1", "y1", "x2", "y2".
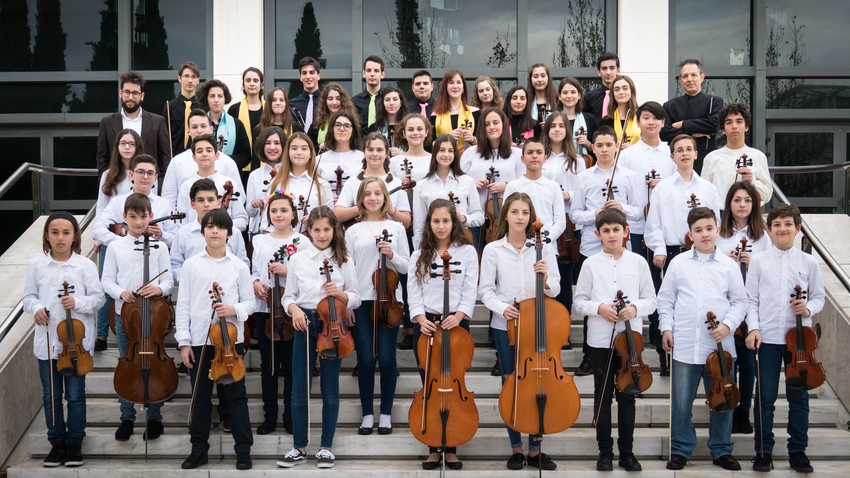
[
  {"x1": 735, "y1": 339, "x2": 755, "y2": 411},
  {"x1": 492, "y1": 329, "x2": 539, "y2": 450},
  {"x1": 670, "y1": 359, "x2": 735, "y2": 459},
  {"x1": 39, "y1": 359, "x2": 86, "y2": 440},
  {"x1": 96, "y1": 246, "x2": 113, "y2": 338},
  {"x1": 753, "y1": 344, "x2": 809, "y2": 455},
  {"x1": 292, "y1": 309, "x2": 343, "y2": 449},
  {"x1": 352, "y1": 302, "x2": 399, "y2": 416},
  {"x1": 115, "y1": 313, "x2": 163, "y2": 421}
]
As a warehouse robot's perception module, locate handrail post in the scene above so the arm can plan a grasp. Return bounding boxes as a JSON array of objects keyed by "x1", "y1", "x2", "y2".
[{"x1": 31, "y1": 170, "x2": 41, "y2": 221}]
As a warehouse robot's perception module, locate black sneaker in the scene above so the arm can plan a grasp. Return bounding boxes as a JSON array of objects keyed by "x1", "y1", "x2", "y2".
[
  {"x1": 527, "y1": 452, "x2": 556, "y2": 470},
  {"x1": 219, "y1": 415, "x2": 231, "y2": 433},
  {"x1": 115, "y1": 420, "x2": 134, "y2": 441},
  {"x1": 143, "y1": 419, "x2": 163, "y2": 441},
  {"x1": 313, "y1": 365, "x2": 320, "y2": 377},
  {"x1": 491, "y1": 359, "x2": 501, "y2": 377},
  {"x1": 398, "y1": 334, "x2": 414, "y2": 350},
  {"x1": 177, "y1": 362, "x2": 189, "y2": 375},
  {"x1": 575, "y1": 357, "x2": 593, "y2": 376},
  {"x1": 236, "y1": 451, "x2": 253, "y2": 470},
  {"x1": 182, "y1": 451, "x2": 209, "y2": 469},
  {"x1": 618, "y1": 451, "x2": 642, "y2": 471},
  {"x1": 752, "y1": 453, "x2": 773, "y2": 472},
  {"x1": 43, "y1": 439, "x2": 65, "y2": 467},
  {"x1": 257, "y1": 420, "x2": 276, "y2": 435},
  {"x1": 94, "y1": 338, "x2": 108, "y2": 351},
  {"x1": 597, "y1": 451, "x2": 614, "y2": 471},
  {"x1": 63, "y1": 439, "x2": 83, "y2": 467},
  {"x1": 789, "y1": 451, "x2": 813, "y2": 473},
  {"x1": 351, "y1": 363, "x2": 359, "y2": 376},
  {"x1": 660, "y1": 364, "x2": 671, "y2": 377},
  {"x1": 506, "y1": 452, "x2": 525, "y2": 469}
]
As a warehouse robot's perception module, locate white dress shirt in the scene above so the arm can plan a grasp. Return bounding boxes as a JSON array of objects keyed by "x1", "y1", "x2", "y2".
[
  {"x1": 657, "y1": 247, "x2": 748, "y2": 364},
  {"x1": 406, "y1": 243, "x2": 478, "y2": 319},
  {"x1": 278, "y1": 170, "x2": 335, "y2": 229},
  {"x1": 542, "y1": 151, "x2": 587, "y2": 214},
  {"x1": 504, "y1": 175, "x2": 567, "y2": 244},
  {"x1": 702, "y1": 145, "x2": 773, "y2": 207},
  {"x1": 390, "y1": 154, "x2": 431, "y2": 183},
  {"x1": 121, "y1": 107, "x2": 143, "y2": 135},
  {"x1": 571, "y1": 165, "x2": 641, "y2": 257},
  {"x1": 745, "y1": 246, "x2": 825, "y2": 345},
  {"x1": 574, "y1": 250, "x2": 657, "y2": 348},
  {"x1": 176, "y1": 171, "x2": 249, "y2": 232},
  {"x1": 92, "y1": 191, "x2": 180, "y2": 247},
  {"x1": 643, "y1": 171, "x2": 721, "y2": 256},
  {"x1": 170, "y1": 221, "x2": 249, "y2": 282},
  {"x1": 345, "y1": 220, "x2": 410, "y2": 302},
  {"x1": 101, "y1": 233, "x2": 174, "y2": 312},
  {"x1": 479, "y1": 237, "x2": 560, "y2": 331},
  {"x1": 317, "y1": 150, "x2": 365, "y2": 193},
  {"x1": 459, "y1": 145, "x2": 525, "y2": 211},
  {"x1": 174, "y1": 250, "x2": 256, "y2": 347},
  {"x1": 336, "y1": 174, "x2": 411, "y2": 213},
  {"x1": 245, "y1": 163, "x2": 278, "y2": 234},
  {"x1": 282, "y1": 243, "x2": 362, "y2": 311},
  {"x1": 411, "y1": 172, "x2": 484, "y2": 248},
  {"x1": 715, "y1": 225, "x2": 772, "y2": 267},
  {"x1": 160, "y1": 148, "x2": 240, "y2": 210},
  {"x1": 23, "y1": 253, "x2": 105, "y2": 360},
  {"x1": 250, "y1": 232, "x2": 310, "y2": 314},
  {"x1": 617, "y1": 139, "x2": 676, "y2": 234}
]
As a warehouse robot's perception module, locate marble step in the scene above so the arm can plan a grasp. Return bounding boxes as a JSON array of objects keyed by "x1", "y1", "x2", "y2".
[{"x1": 27, "y1": 427, "x2": 850, "y2": 460}]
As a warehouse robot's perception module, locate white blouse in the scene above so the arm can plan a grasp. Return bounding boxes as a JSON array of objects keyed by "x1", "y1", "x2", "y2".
[
  {"x1": 345, "y1": 220, "x2": 410, "y2": 302},
  {"x1": 459, "y1": 145, "x2": 525, "y2": 211},
  {"x1": 250, "y1": 232, "x2": 310, "y2": 313},
  {"x1": 411, "y1": 172, "x2": 484, "y2": 249},
  {"x1": 406, "y1": 243, "x2": 478, "y2": 319},
  {"x1": 282, "y1": 243, "x2": 361, "y2": 312}
]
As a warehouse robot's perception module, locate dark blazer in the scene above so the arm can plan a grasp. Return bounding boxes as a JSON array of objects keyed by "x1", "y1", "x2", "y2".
[{"x1": 96, "y1": 109, "x2": 171, "y2": 177}]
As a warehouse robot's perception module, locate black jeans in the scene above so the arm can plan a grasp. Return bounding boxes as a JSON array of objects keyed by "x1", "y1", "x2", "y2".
[
  {"x1": 588, "y1": 346, "x2": 636, "y2": 453},
  {"x1": 255, "y1": 312, "x2": 293, "y2": 425}
]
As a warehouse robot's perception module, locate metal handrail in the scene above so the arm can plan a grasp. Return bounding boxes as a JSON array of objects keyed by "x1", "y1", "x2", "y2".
[
  {"x1": 0, "y1": 162, "x2": 99, "y2": 199},
  {"x1": 769, "y1": 161, "x2": 850, "y2": 174}
]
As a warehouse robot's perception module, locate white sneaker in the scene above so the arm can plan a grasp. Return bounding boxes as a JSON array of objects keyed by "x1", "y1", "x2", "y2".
[
  {"x1": 316, "y1": 448, "x2": 335, "y2": 468},
  {"x1": 276, "y1": 448, "x2": 307, "y2": 468}
]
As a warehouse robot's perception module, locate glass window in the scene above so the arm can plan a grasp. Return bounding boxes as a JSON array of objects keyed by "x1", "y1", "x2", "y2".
[
  {"x1": 675, "y1": 0, "x2": 751, "y2": 67},
  {"x1": 53, "y1": 136, "x2": 98, "y2": 201},
  {"x1": 528, "y1": 0, "x2": 606, "y2": 68},
  {"x1": 132, "y1": 0, "x2": 207, "y2": 70},
  {"x1": 773, "y1": 131, "x2": 832, "y2": 199},
  {"x1": 673, "y1": 78, "x2": 753, "y2": 146},
  {"x1": 0, "y1": 137, "x2": 40, "y2": 201},
  {"x1": 277, "y1": 0, "x2": 351, "y2": 70},
  {"x1": 766, "y1": 1, "x2": 850, "y2": 68},
  {"x1": 363, "y1": 0, "x2": 517, "y2": 69},
  {"x1": 766, "y1": 79, "x2": 850, "y2": 109},
  {"x1": 141, "y1": 81, "x2": 180, "y2": 116},
  {"x1": 0, "y1": 83, "x2": 118, "y2": 114},
  {"x1": 0, "y1": 0, "x2": 118, "y2": 72}
]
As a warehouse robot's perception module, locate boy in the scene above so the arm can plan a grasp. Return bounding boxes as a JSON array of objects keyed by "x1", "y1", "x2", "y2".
[
  {"x1": 702, "y1": 103, "x2": 773, "y2": 207},
  {"x1": 504, "y1": 139, "x2": 566, "y2": 242},
  {"x1": 163, "y1": 61, "x2": 204, "y2": 156},
  {"x1": 176, "y1": 134, "x2": 248, "y2": 231},
  {"x1": 574, "y1": 208, "x2": 656, "y2": 472},
  {"x1": 408, "y1": 70, "x2": 435, "y2": 117},
  {"x1": 745, "y1": 204, "x2": 824, "y2": 473},
  {"x1": 101, "y1": 193, "x2": 174, "y2": 442},
  {"x1": 352, "y1": 55, "x2": 385, "y2": 128},
  {"x1": 658, "y1": 207, "x2": 748, "y2": 471},
  {"x1": 584, "y1": 52, "x2": 621, "y2": 124},
  {"x1": 176, "y1": 209, "x2": 256, "y2": 470},
  {"x1": 290, "y1": 57, "x2": 322, "y2": 131}
]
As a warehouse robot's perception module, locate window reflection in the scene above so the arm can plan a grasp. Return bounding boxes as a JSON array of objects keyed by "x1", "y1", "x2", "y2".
[
  {"x1": 132, "y1": 0, "x2": 207, "y2": 70},
  {"x1": 676, "y1": 0, "x2": 750, "y2": 67},
  {"x1": 766, "y1": 1, "x2": 849, "y2": 68},
  {"x1": 528, "y1": 0, "x2": 606, "y2": 68},
  {"x1": 0, "y1": 137, "x2": 39, "y2": 201},
  {"x1": 774, "y1": 132, "x2": 832, "y2": 198},
  {"x1": 674, "y1": 78, "x2": 752, "y2": 147},
  {"x1": 53, "y1": 136, "x2": 98, "y2": 201},
  {"x1": 767, "y1": 79, "x2": 850, "y2": 109},
  {"x1": 276, "y1": 0, "x2": 351, "y2": 70},
  {"x1": 0, "y1": 83, "x2": 120, "y2": 114}
]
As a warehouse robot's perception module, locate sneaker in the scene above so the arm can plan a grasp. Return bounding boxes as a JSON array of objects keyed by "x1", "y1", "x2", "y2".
[
  {"x1": 506, "y1": 452, "x2": 525, "y2": 470},
  {"x1": 351, "y1": 363, "x2": 359, "y2": 376},
  {"x1": 527, "y1": 452, "x2": 556, "y2": 470},
  {"x1": 43, "y1": 439, "x2": 65, "y2": 467},
  {"x1": 398, "y1": 334, "x2": 414, "y2": 350},
  {"x1": 177, "y1": 362, "x2": 189, "y2": 375},
  {"x1": 143, "y1": 419, "x2": 163, "y2": 441},
  {"x1": 181, "y1": 451, "x2": 209, "y2": 469},
  {"x1": 313, "y1": 365, "x2": 320, "y2": 377},
  {"x1": 752, "y1": 453, "x2": 773, "y2": 472},
  {"x1": 219, "y1": 415, "x2": 231, "y2": 433},
  {"x1": 94, "y1": 338, "x2": 108, "y2": 351},
  {"x1": 491, "y1": 359, "x2": 501, "y2": 377},
  {"x1": 575, "y1": 357, "x2": 593, "y2": 376},
  {"x1": 276, "y1": 448, "x2": 307, "y2": 468},
  {"x1": 115, "y1": 420, "x2": 134, "y2": 441},
  {"x1": 316, "y1": 448, "x2": 335, "y2": 468},
  {"x1": 789, "y1": 451, "x2": 813, "y2": 473},
  {"x1": 63, "y1": 439, "x2": 83, "y2": 467},
  {"x1": 236, "y1": 451, "x2": 253, "y2": 470}
]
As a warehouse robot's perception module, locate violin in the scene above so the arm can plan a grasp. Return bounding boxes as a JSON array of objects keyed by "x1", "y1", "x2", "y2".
[
  {"x1": 705, "y1": 312, "x2": 740, "y2": 413},
  {"x1": 221, "y1": 181, "x2": 241, "y2": 210},
  {"x1": 483, "y1": 166, "x2": 503, "y2": 245},
  {"x1": 297, "y1": 195, "x2": 309, "y2": 234},
  {"x1": 114, "y1": 233, "x2": 178, "y2": 404},
  {"x1": 265, "y1": 252, "x2": 295, "y2": 373},
  {"x1": 207, "y1": 282, "x2": 246, "y2": 384},
  {"x1": 734, "y1": 237, "x2": 752, "y2": 340},
  {"x1": 387, "y1": 125, "x2": 396, "y2": 149},
  {"x1": 55, "y1": 281, "x2": 93, "y2": 377},
  {"x1": 401, "y1": 158, "x2": 415, "y2": 228},
  {"x1": 499, "y1": 219, "x2": 580, "y2": 437},
  {"x1": 556, "y1": 212, "x2": 580, "y2": 262},
  {"x1": 448, "y1": 191, "x2": 474, "y2": 243},
  {"x1": 111, "y1": 212, "x2": 186, "y2": 238},
  {"x1": 387, "y1": 180, "x2": 416, "y2": 196},
  {"x1": 644, "y1": 169, "x2": 659, "y2": 220},
  {"x1": 331, "y1": 165, "x2": 349, "y2": 198},
  {"x1": 577, "y1": 126, "x2": 594, "y2": 169},
  {"x1": 683, "y1": 193, "x2": 701, "y2": 249},
  {"x1": 409, "y1": 251, "x2": 478, "y2": 451},
  {"x1": 316, "y1": 258, "x2": 354, "y2": 359},
  {"x1": 785, "y1": 285, "x2": 825, "y2": 390},
  {"x1": 612, "y1": 291, "x2": 652, "y2": 395},
  {"x1": 735, "y1": 153, "x2": 762, "y2": 203},
  {"x1": 217, "y1": 134, "x2": 227, "y2": 152},
  {"x1": 602, "y1": 179, "x2": 628, "y2": 248},
  {"x1": 371, "y1": 229, "x2": 403, "y2": 326}
]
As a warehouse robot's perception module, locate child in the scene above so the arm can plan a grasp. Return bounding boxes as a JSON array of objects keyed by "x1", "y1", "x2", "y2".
[
  {"x1": 527, "y1": 63, "x2": 558, "y2": 122},
  {"x1": 278, "y1": 206, "x2": 361, "y2": 469},
  {"x1": 407, "y1": 198, "x2": 478, "y2": 470},
  {"x1": 658, "y1": 207, "x2": 748, "y2": 471},
  {"x1": 502, "y1": 86, "x2": 541, "y2": 145},
  {"x1": 389, "y1": 113, "x2": 433, "y2": 183},
  {"x1": 745, "y1": 204, "x2": 825, "y2": 473},
  {"x1": 317, "y1": 110, "x2": 365, "y2": 194},
  {"x1": 251, "y1": 191, "x2": 310, "y2": 436},
  {"x1": 245, "y1": 126, "x2": 288, "y2": 234},
  {"x1": 101, "y1": 194, "x2": 173, "y2": 442},
  {"x1": 175, "y1": 209, "x2": 256, "y2": 470},
  {"x1": 345, "y1": 178, "x2": 410, "y2": 435},
  {"x1": 573, "y1": 208, "x2": 655, "y2": 472},
  {"x1": 601, "y1": 75, "x2": 640, "y2": 148},
  {"x1": 479, "y1": 192, "x2": 561, "y2": 471},
  {"x1": 24, "y1": 212, "x2": 105, "y2": 467}
]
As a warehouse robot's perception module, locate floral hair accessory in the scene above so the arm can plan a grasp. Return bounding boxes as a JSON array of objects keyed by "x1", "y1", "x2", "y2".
[{"x1": 267, "y1": 189, "x2": 295, "y2": 204}]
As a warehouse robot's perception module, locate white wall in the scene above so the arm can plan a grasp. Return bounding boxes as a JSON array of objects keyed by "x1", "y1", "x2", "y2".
[
  {"x1": 618, "y1": 0, "x2": 669, "y2": 105},
  {"x1": 213, "y1": 0, "x2": 265, "y2": 109}
]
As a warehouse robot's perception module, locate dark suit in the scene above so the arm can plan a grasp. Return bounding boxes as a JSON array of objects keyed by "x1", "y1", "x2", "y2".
[
  {"x1": 660, "y1": 92, "x2": 723, "y2": 175},
  {"x1": 96, "y1": 109, "x2": 171, "y2": 178}
]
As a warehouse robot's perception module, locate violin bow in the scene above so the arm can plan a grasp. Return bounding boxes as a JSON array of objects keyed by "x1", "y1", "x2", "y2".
[
  {"x1": 755, "y1": 335, "x2": 764, "y2": 460},
  {"x1": 592, "y1": 295, "x2": 622, "y2": 429},
  {"x1": 298, "y1": 149, "x2": 326, "y2": 234},
  {"x1": 607, "y1": 109, "x2": 630, "y2": 194},
  {"x1": 46, "y1": 309, "x2": 54, "y2": 426},
  {"x1": 133, "y1": 269, "x2": 169, "y2": 295},
  {"x1": 305, "y1": 316, "x2": 311, "y2": 444},
  {"x1": 186, "y1": 306, "x2": 216, "y2": 426}
]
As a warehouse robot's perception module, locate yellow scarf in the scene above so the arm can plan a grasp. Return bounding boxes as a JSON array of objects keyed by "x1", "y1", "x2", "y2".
[
  {"x1": 613, "y1": 108, "x2": 641, "y2": 145},
  {"x1": 434, "y1": 104, "x2": 475, "y2": 154},
  {"x1": 238, "y1": 97, "x2": 266, "y2": 171}
]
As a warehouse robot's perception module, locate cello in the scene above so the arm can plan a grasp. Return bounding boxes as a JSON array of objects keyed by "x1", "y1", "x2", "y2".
[
  {"x1": 683, "y1": 194, "x2": 701, "y2": 249},
  {"x1": 316, "y1": 259, "x2": 354, "y2": 359},
  {"x1": 371, "y1": 230, "x2": 403, "y2": 357},
  {"x1": 577, "y1": 126, "x2": 594, "y2": 169},
  {"x1": 785, "y1": 285, "x2": 825, "y2": 390},
  {"x1": 56, "y1": 281, "x2": 93, "y2": 377},
  {"x1": 705, "y1": 312, "x2": 740, "y2": 413},
  {"x1": 483, "y1": 166, "x2": 503, "y2": 245},
  {"x1": 611, "y1": 291, "x2": 653, "y2": 395},
  {"x1": 265, "y1": 252, "x2": 295, "y2": 375}
]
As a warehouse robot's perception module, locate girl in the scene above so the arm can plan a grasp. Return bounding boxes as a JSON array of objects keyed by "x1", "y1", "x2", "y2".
[
  {"x1": 345, "y1": 178, "x2": 410, "y2": 435},
  {"x1": 412, "y1": 134, "x2": 483, "y2": 248},
  {"x1": 335, "y1": 132, "x2": 411, "y2": 229},
  {"x1": 246, "y1": 126, "x2": 288, "y2": 235},
  {"x1": 317, "y1": 110, "x2": 365, "y2": 198},
  {"x1": 471, "y1": 76, "x2": 504, "y2": 111},
  {"x1": 279, "y1": 206, "x2": 361, "y2": 469},
  {"x1": 257, "y1": 87, "x2": 303, "y2": 137},
  {"x1": 389, "y1": 113, "x2": 433, "y2": 184},
  {"x1": 459, "y1": 107, "x2": 524, "y2": 248},
  {"x1": 268, "y1": 133, "x2": 334, "y2": 232},
  {"x1": 228, "y1": 67, "x2": 266, "y2": 180},
  {"x1": 479, "y1": 193, "x2": 560, "y2": 471},
  {"x1": 430, "y1": 69, "x2": 479, "y2": 155},
  {"x1": 602, "y1": 75, "x2": 640, "y2": 148},
  {"x1": 407, "y1": 198, "x2": 478, "y2": 470},
  {"x1": 557, "y1": 77, "x2": 597, "y2": 159},
  {"x1": 308, "y1": 83, "x2": 358, "y2": 152},
  {"x1": 527, "y1": 63, "x2": 558, "y2": 122},
  {"x1": 503, "y1": 86, "x2": 541, "y2": 146},
  {"x1": 197, "y1": 79, "x2": 251, "y2": 170},
  {"x1": 715, "y1": 181, "x2": 771, "y2": 435},
  {"x1": 365, "y1": 85, "x2": 409, "y2": 156},
  {"x1": 251, "y1": 191, "x2": 310, "y2": 436},
  {"x1": 24, "y1": 212, "x2": 105, "y2": 467}
]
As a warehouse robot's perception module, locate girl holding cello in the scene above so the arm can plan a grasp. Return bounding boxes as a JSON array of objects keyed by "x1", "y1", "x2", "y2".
[
  {"x1": 406, "y1": 198, "x2": 479, "y2": 469},
  {"x1": 478, "y1": 192, "x2": 561, "y2": 470},
  {"x1": 280, "y1": 206, "x2": 361, "y2": 469},
  {"x1": 345, "y1": 177, "x2": 410, "y2": 435},
  {"x1": 24, "y1": 212, "x2": 105, "y2": 467}
]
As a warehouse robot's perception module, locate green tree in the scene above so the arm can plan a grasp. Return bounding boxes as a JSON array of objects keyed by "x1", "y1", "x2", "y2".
[
  {"x1": 486, "y1": 26, "x2": 517, "y2": 90},
  {"x1": 0, "y1": 0, "x2": 33, "y2": 72},
  {"x1": 32, "y1": 0, "x2": 70, "y2": 113},
  {"x1": 290, "y1": 2, "x2": 325, "y2": 99},
  {"x1": 67, "y1": 0, "x2": 119, "y2": 113},
  {"x1": 394, "y1": 0, "x2": 423, "y2": 68},
  {"x1": 133, "y1": 0, "x2": 171, "y2": 70}
]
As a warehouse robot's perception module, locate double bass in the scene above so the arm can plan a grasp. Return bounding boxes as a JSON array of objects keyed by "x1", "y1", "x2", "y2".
[
  {"x1": 483, "y1": 166, "x2": 503, "y2": 245},
  {"x1": 683, "y1": 194, "x2": 701, "y2": 249},
  {"x1": 56, "y1": 281, "x2": 93, "y2": 377},
  {"x1": 316, "y1": 259, "x2": 354, "y2": 360},
  {"x1": 612, "y1": 291, "x2": 653, "y2": 395},
  {"x1": 265, "y1": 252, "x2": 295, "y2": 374},
  {"x1": 785, "y1": 285, "x2": 825, "y2": 390},
  {"x1": 371, "y1": 230, "x2": 403, "y2": 357},
  {"x1": 705, "y1": 312, "x2": 740, "y2": 413}
]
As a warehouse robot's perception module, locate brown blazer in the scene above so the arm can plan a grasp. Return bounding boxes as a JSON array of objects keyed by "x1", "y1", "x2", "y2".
[{"x1": 95, "y1": 109, "x2": 171, "y2": 178}]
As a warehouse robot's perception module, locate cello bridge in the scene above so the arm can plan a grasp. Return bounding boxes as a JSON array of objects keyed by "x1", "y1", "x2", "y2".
[
  {"x1": 139, "y1": 352, "x2": 153, "y2": 355},
  {"x1": 531, "y1": 367, "x2": 549, "y2": 371},
  {"x1": 437, "y1": 388, "x2": 453, "y2": 393}
]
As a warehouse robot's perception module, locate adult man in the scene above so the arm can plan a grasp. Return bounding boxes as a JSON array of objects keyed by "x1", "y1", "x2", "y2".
[
  {"x1": 289, "y1": 57, "x2": 322, "y2": 132},
  {"x1": 163, "y1": 61, "x2": 204, "y2": 156},
  {"x1": 96, "y1": 71, "x2": 170, "y2": 180},
  {"x1": 407, "y1": 70, "x2": 435, "y2": 117},
  {"x1": 584, "y1": 52, "x2": 621, "y2": 125},
  {"x1": 660, "y1": 60, "x2": 723, "y2": 175},
  {"x1": 352, "y1": 56, "x2": 385, "y2": 128}
]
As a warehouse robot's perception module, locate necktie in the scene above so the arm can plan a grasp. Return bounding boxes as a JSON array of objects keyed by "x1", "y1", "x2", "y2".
[
  {"x1": 305, "y1": 93, "x2": 314, "y2": 130},
  {"x1": 602, "y1": 89, "x2": 610, "y2": 119},
  {"x1": 420, "y1": 103, "x2": 428, "y2": 116},
  {"x1": 368, "y1": 93, "x2": 377, "y2": 127},
  {"x1": 183, "y1": 100, "x2": 192, "y2": 149}
]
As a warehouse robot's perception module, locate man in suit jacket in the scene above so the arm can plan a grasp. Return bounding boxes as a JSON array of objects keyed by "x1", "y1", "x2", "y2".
[{"x1": 96, "y1": 71, "x2": 171, "y2": 182}]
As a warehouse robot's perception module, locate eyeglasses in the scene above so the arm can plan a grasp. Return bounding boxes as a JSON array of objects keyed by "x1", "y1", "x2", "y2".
[
  {"x1": 121, "y1": 90, "x2": 142, "y2": 98},
  {"x1": 333, "y1": 123, "x2": 353, "y2": 131},
  {"x1": 119, "y1": 141, "x2": 136, "y2": 148},
  {"x1": 674, "y1": 147, "x2": 695, "y2": 155},
  {"x1": 180, "y1": 75, "x2": 199, "y2": 80},
  {"x1": 133, "y1": 169, "x2": 156, "y2": 178}
]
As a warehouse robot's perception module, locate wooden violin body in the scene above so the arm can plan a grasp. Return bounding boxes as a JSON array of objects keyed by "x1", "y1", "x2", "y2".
[
  {"x1": 371, "y1": 238, "x2": 403, "y2": 328},
  {"x1": 705, "y1": 312, "x2": 740, "y2": 413},
  {"x1": 556, "y1": 214, "x2": 580, "y2": 262},
  {"x1": 56, "y1": 282, "x2": 92, "y2": 377},
  {"x1": 265, "y1": 254, "x2": 295, "y2": 342},
  {"x1": 785, "y1": 285, "x2": 825, "y2": 390},
  {"x1": 316, "y1": 259, "x2": 354, "y2": 359},
  {"x1": 612, "y1": 298, "x2": 652, "y2": 394},
  {"x1": 484, "y1": 197, "x2": 503, "y2": 244},
  {"x1": 208, "y1": 283, "x2": 246, "y2": 384},
  {"x1": 578, "y1": 126, "x2": 594, "y2": 168}
]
